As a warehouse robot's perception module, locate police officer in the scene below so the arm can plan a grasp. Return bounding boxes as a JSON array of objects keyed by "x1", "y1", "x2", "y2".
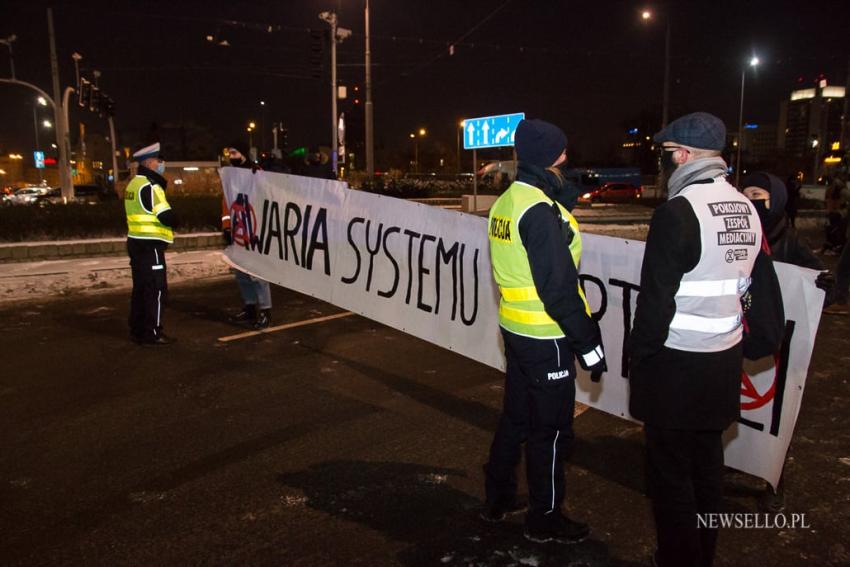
[
  {"x1": 629, "y1": 112, "x2": 783, "y2": 566},
  {"x1": 125, "y1": 142, "x2": 176, "y2": 345},
  {"x1": 482, "y1": 119, "x2": 606, "y2": 544}
]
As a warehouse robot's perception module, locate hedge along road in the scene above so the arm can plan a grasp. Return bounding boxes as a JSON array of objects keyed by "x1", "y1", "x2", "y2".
[{"x1": 0, "y1": 227, "x2": 848, "y2": 565}]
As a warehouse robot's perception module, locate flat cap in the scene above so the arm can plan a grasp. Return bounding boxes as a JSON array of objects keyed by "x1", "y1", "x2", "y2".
[{"x1": 653, "y1": 112, "x2": 726, "y2": 151}]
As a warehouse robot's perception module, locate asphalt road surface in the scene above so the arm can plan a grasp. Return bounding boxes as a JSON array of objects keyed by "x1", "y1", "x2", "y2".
[{"x1": 1, "y1": 266, "x2": 849, "y2": 566}]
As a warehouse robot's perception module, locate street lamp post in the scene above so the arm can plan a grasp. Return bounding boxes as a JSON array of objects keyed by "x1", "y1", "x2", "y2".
[
  {"x1": 32, "y1": 98, "x2": 48, "y2": 182},
  {"x1": 0, "y1": 34, "x2": 16, "y2": 80},
  {"x1": 260, "y1": 100, "x2": 266, "y2": 153},
  {"x1": 247, "y1": 122, "x2": 255, "y2": 156},
  {"x1": 319, "y1": 12, "x2": 351, "y2": 176},
  {"x1": 412, "y1": 128, "x2": 426, "y2": 173},
  {"x1": 456, "y1": 120, "x2": 464, "y2": 174},
  {"x1": 47, "y1": 8, "x2": 73, "y2": 201},
  {"x1": 736, "y1": 56, "x2": 760, "y2": 189},
  {"x1": 641, "y1": 10, "x2": 671, "y2": 128},
  {"x1": 365, "y1": 0, "x2": 374, "y2": 179}
]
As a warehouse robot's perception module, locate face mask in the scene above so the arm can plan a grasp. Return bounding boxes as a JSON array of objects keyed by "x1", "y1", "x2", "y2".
[
  {"x1": 155, "y1": 161, "x2": 166, "y2": 175},
  {"x1": 751, "y1": 199, "x2": 769, "y2": 223},
  {"x1": 659, "y1": 150, "x2": 678, "y2": 192},
  {"x1": 660, "y1": 150, "x2": 678, "y2": 177}
]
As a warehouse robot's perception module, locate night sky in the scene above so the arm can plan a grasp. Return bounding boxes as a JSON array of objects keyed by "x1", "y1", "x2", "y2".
[{"x1": 1, "y1": 0, "x2": 848, "y2": 168}]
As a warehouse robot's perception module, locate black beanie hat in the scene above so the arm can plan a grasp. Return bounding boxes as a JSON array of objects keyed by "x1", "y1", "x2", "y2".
[{"x1": 514, "y1": 119, "x2": 567, "y2": 168}]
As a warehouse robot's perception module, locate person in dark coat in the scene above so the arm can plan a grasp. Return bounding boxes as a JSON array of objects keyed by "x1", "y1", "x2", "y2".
[
  {"x1": 296, "y1": 146, "x2": 336, "y2": 180},
  {"x1": 629, "y1": 113, "x2": 785, "y2": 567},
  {"x1": 740, "y1": 171, "x2": 834, "y2": 511}
]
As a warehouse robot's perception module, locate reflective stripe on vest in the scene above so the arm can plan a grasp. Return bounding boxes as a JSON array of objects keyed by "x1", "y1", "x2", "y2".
[
  {"x1": 488, "y1": 181, "x2": 588, "y2": 339},
  {"x1": 670, "y1": 312, "x2": 741, "y2": 333},
  {"x1": 675, "y1": 277, "x2": 750, "y2": 297},
  {"x1": 664, "y1": 177, "x2": 760, "y2": 351},
  {"x1": 125, "y1": 175, "x2": 173, "y2": 243}
]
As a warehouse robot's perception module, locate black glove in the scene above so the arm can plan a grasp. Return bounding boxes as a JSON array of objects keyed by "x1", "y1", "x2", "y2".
[
  {"x1": 222, "y1": 229, "x2": 232, "y2": 246},
  {"x1": 578, "y1": 343, "x2": 607, "y2": 382},
  {"x1": 816, "y1": 270, "x2": 835, "y2": 293}
]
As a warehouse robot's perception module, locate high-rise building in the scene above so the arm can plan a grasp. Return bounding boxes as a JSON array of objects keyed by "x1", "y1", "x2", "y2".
[{"x1": 778, "y1": 80, "x2": 845, "y2": 157}]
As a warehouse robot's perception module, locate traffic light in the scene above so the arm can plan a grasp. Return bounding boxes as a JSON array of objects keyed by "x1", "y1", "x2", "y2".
[
  {"x1": 89, "y1": 85, "x2": 101, "y2": 113},
  {"x1": 104, "y1": 96, "x2": 115, "y2": 117},
  {"x1": 78, "y1": 78, "x2": 91, "y2": 108}
]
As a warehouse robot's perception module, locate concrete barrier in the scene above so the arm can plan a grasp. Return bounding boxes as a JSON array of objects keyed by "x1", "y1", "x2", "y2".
[
  {"x1": 462, "y1": 194, "x2": 498, "y2": 213},
  {"x1": 0, "y1": 232, "x2": 222, "y2": 263}
]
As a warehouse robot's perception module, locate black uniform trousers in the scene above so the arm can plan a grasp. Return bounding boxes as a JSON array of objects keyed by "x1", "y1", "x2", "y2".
[
  {"x1": 127, "y1": 238, "x2": 169, "y2": 341},
  {"x1": 484, "y1": 329, "x2": 576, "y2": 518},
  {"x1": 645, "y1": 425, "x2": 724, "y2": 567}
]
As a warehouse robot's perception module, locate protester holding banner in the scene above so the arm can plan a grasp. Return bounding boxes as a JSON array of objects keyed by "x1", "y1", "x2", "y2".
[
  {"x1": 222, "y1": 143, "x2": 273, "y2": 329},
  {"x1": 629, "y1": 112, "x2": 784, "y2": 567},
  {"x1": 483, "y1": 118, "x2": 606, "y2": 545},
  {"x1": 740, "y1": 171, "x2": 833, "y2": 512}
]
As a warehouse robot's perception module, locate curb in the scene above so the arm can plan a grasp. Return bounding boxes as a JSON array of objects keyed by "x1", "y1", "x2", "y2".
[{"x1": 0, "y1": 232, "x2": 223, "y2": 263}]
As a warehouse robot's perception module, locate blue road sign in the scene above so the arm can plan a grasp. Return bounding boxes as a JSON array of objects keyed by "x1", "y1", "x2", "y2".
[
  {"x1": 462, "y1": 112, "x2": 525, "y2": 150},
  {"x1": 33, "y1": 151, "x2": 45, "y2": 169}
]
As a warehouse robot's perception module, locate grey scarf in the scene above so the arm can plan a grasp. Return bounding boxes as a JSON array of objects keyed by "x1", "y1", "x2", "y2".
[{"x1": 667, "y1": 157, "x2": 728, "y2": 199}]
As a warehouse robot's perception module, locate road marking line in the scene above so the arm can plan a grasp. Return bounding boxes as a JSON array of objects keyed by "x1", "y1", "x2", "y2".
[{"x1": 217, "y1": 311, "x2": 355, "y2": 343}]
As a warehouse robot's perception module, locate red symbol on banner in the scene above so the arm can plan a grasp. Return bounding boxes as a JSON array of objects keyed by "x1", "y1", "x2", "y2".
[
  {"x1": 740, "y1": 354, "x2": 779, "y2": 411},
  {"x1": 230, "y1": 197, "x2": 257, "y2": 248}
]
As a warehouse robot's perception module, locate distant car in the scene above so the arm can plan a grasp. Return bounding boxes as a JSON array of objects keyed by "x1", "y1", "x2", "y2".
[
  {"x1": 7, "y1": 186, "x2": 51, "y2": 205},
  {"x1": 578, "y1": 182, "x2": 642, "y2": 204},
  {"x1": 72, "y1": 184, "x2": 118, "y2": 203},
  {"x1": 35, "y1": 184, "x2": 118, "y2": 206},
  {"x1": 34, "y1": 187, "x2": 62, "y2": 206}
]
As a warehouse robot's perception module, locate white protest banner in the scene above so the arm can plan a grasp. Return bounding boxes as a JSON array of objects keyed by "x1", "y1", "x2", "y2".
[
  {"x1": 220, "y1": 167, "x2": 504, "y2": 369},
  {"x1": 221, "y1": 168, "x2": 822, "y2": 488}
]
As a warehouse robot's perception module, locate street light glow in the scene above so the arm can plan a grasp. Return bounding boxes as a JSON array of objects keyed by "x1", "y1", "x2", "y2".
[
  {"x1": 409, "y1": 133, "x2": 415, "y2": 139},
  {"x1": 750, "y1": 56, "x2": 760, "y2": 67},
  {"x1": 248, "y1": 121, "x2": 256, "y2": 129},
  {"x1": 43, "y1": 120, "x2": 52, "y2": 128},
  {"x1": 260, "y1": 100, "x2": 265, "y2": 106},
  {"x1": 419, "y1": 128, "x2": 426, "y2": 136},
  {"x1": 37, "y1": 96, "x2": 47, "y2": 106},
  {"x1": 641, "y1": 10, "x2": 652, "y2": 19}
]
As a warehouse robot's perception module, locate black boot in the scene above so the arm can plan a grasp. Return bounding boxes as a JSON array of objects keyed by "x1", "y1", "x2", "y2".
[
  {"x1": 253, "y1": 309, "x2": 272, "y2": 329},
  {"x1": 229, "y1": 304, "x2": 256, "y2": 325}
]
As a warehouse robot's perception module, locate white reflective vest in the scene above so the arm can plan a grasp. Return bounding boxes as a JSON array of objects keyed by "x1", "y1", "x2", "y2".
[{"x1": 664, "y1": 177, "x2": 761, "y2": 352}]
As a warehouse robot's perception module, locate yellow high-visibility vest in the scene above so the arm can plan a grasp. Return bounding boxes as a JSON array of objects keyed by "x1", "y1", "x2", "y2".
[
  {"x1": 488, "y1": 181, "x2": 588, "y2": 338},
  {"x1": 124, "y1": 175, "x2": 173, "y2": 243}
]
